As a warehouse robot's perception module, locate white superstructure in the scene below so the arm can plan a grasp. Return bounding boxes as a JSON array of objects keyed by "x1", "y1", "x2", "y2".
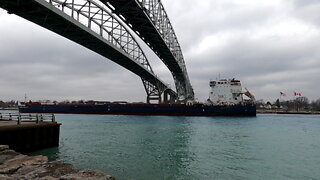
[{"x1": 208, "y1": 78, "x2": 244, "y2": 105}]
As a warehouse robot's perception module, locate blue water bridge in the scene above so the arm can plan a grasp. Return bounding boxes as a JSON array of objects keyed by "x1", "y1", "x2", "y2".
[{"x1": 0, "y1": 0, "x2": 194, "y2": 103}]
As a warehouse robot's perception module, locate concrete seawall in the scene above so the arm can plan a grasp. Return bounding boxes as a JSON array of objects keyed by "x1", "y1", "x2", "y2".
[
  {"x1": 1, "y1": 114, "x2": 116, "y2": 179},
  {"x1": 0, "y1": 122, "x2": 61, "y2": 153},
  {"x1": 0, "y1": 113, "x2": 61, "y2": 153}
]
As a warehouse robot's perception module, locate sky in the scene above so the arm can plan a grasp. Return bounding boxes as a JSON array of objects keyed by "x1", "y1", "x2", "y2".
[{"x1": 0, "y1": 0, "x2": 320, "y2": 103}]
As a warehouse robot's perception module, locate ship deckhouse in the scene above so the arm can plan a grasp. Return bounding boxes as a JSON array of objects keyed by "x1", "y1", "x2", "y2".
[{"x1": 208, "y1": 78, "x2": 243, "y2": 105}]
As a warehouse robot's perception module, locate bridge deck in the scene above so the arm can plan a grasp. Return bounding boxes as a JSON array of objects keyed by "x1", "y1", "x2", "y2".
[
  {"x1": 106, "y1": 0, "x2": 183, "y2": 74},
  {"x1": 0, "y1": 0, "x2": 168, "y2": 91},
  {"x1": 104, "y1": 0, "x2": 194, "y2": 100}
]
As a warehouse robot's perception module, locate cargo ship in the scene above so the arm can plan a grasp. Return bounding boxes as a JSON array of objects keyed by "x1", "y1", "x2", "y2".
[{"x1": 19, "y1": 79, "x2": 256, "y2": 116}]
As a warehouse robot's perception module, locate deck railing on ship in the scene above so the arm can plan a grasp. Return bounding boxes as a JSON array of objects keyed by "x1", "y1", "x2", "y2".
[{"x1": 0, "y1": 113, "x2": 55, "y2": 125}]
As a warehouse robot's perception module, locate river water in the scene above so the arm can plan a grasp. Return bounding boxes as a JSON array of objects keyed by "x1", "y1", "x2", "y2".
[{"x1": 28, "y1": 113, "x2": 320, "y2": 180}]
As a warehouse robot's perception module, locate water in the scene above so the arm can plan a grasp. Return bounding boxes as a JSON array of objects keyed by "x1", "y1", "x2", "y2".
[{"x1": 27, "y1": 113, "x2": 320, "y2": 180}]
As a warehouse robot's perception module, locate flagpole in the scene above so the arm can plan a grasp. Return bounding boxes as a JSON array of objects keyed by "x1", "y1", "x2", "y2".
[
  {"x1": 279, "y1": 93, "x2": 281, "y2": 102},
  {"x1": 294, "y1": 92, "x2": 296, "y2": 111},
  {"x1": 279, "y1": 93, "x2": 281, "y2": 110}
]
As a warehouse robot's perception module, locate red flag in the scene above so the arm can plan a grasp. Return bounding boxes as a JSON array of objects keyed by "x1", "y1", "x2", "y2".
[{"x1": 294, "y1": 92, "x2": 302, "y2": 97}]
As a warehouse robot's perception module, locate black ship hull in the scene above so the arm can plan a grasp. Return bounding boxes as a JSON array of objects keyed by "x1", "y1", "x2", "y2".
[{"x1": 19, "y1": 103, "x2": 256, "y2": 117}]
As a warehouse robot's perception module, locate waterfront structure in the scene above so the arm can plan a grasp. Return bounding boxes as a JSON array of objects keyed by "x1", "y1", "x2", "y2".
[{"x1": 0, "y1": 113, "x2": 60, "y2": 153}]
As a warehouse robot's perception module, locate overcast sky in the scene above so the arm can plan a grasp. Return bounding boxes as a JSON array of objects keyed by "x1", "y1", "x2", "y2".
[{"x1": 0, "y1": 0, "x2": 320, "y2": 102}]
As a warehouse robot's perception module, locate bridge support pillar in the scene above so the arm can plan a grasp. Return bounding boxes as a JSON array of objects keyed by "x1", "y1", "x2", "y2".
[
  {"x1": 147, "y1": 95, "x2": 162, "y2": 104},
  {"x1": 163, "y1": 89, "x2": 177, "y2": 104}
]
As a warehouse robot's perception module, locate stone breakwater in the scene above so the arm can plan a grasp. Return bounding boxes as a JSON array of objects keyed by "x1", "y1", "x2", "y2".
[{"x1": 0, "y1": 145, "x2": 115, "y2": 180}]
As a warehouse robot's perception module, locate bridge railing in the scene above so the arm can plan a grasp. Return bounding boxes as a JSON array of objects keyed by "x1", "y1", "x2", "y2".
[
  {"x1": 138, "y1": 0, "x2": 184, "y2": 63},
  {"x1": 0, "y1": 113, "x2": 55, "y2": 125}
]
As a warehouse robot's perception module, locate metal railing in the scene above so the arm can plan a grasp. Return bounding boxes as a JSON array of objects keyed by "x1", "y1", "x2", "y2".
[{"x1": 0, "y1": 113, "x2": 55, "y2": 125}]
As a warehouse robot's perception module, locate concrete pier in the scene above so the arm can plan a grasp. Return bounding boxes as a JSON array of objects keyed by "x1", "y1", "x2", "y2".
[{"x1": 0, "y1": 113, "x2": 61, "y2": 153}]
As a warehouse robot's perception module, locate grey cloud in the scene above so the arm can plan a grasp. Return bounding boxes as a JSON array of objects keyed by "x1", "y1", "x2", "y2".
[
  {"x1": 0, "y1": 12, "x2": 146, "y2": 101},
  {"x1": 164, "y1": 0, "x2": 276, "y2": 52},
  {"x1": 187, "y1": 34, "x2": 320, "y2": 101},
  {"x1": 291, "y1": 0, "x2": 320, "y2": 27},
  {"x1": 1, "y1": 0, "x2": 320, "y2": 102},
  {"x1": 292, "y1": 0, "x2": 319, "y2": 7},
  {"x1": 161, "y1": 0, "x2": 320, "y2": 101}
]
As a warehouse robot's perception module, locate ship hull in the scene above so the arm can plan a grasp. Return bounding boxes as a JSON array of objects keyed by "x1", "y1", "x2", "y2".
[{"x1": 19, "y1": 103, "x2": 256, "y2": 117}]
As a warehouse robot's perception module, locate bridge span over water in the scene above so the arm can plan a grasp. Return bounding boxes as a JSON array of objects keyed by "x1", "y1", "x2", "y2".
[{"x1": 0, "y1": 0, "x2": 194, "y2": 103}]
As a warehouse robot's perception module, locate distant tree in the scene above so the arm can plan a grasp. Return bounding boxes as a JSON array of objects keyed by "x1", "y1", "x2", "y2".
[
  {"x1": 0, "y1": 101, "x2": 7, "y2": 108},
  {"x1": 294, "y1": 97, "x2": 309, "y2": 111},
  {"x1": 311, "y1": 98, "x2": 320, "y2": 111},
  {"x1": 282, "y1": 100, "x2": 295, "y2": 110},
  {"x1": 61, "y1": 100, "x2": 70, "y2": 104},
  {"x1": 0, "y1": 100, "x2": 19, "y2": 108},
  {"x1": 6, "y1": 100, "x2": 17, "y2": 107},
  {"x1": 255, "y1": 99, "x2": 264, "y2": 108}
]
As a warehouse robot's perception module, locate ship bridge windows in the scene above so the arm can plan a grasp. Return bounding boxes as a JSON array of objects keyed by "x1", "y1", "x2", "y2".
[
  {"x1": 217, "y1": 82, "x2": 227, "y2": 84},
  {"x1": 210, "y1": 81, "x2": 216, "y2": 87}
]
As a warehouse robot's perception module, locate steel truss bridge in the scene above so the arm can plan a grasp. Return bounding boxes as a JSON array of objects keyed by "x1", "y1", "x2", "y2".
[{"x1": 0, "y1": 0, "x2": 194, "y2": 103}]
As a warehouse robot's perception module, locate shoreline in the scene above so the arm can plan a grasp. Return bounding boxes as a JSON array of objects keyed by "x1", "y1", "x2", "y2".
[
  {"x1": 2, "y1": 108, "x2": 319, "y2": 115},
  {"x1": 0, "y1": 108, "x2": 18, "y2": 111},
  {"x1": 257, "y1": 109, "x2": 320, "y2": 115}
]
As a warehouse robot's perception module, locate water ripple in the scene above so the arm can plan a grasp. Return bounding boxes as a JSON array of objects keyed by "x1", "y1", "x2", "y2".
[{"x1": 25, "y1": 113, "x2": 320, "y2": 180}]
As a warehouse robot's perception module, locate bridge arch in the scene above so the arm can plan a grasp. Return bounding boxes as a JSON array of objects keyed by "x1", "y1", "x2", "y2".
[
  {"x1": 0, "y1": 0, "x2": 176, "y2": 102},
  {"x1": 103, "y1": 0, "x2": 195, "y2": 101}
]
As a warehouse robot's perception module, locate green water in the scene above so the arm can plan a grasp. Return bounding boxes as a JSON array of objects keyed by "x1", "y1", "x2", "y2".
[{"x1": 32, "y1": 114, "x2": 320, "y2": 180}]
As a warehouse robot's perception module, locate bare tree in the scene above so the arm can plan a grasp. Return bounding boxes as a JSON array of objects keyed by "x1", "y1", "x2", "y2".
[
  {"x1": 311, "y1": 98, "x2": 320, "y2": 111},
  {"x1": 294, "y1": 97, "x2": 309, "y2": 111}
]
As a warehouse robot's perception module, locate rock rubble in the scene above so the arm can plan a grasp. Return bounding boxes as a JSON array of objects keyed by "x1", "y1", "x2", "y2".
[{"x1": 0, "y1": 145, "x2": 115, "y2": 180}]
